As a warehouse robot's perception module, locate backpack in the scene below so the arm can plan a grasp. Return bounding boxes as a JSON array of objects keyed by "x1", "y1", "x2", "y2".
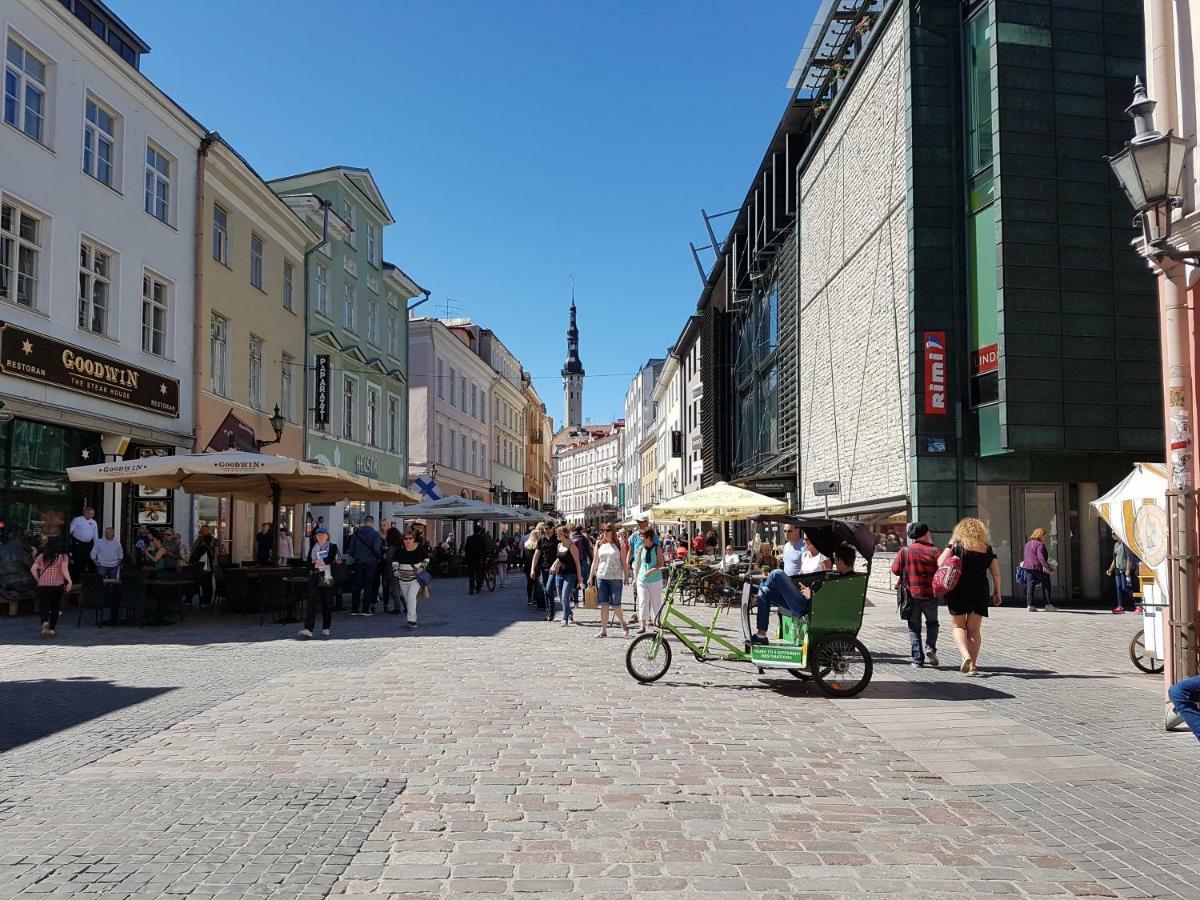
[{"x1": 931, "y1": 543, "x2": 963, "y2": 598}]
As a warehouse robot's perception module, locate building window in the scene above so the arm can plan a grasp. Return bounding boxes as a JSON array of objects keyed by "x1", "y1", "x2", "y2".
[
  {"x1": 731, "y1": 281, "x2": 779, "y2": 472},
  {"x1": 366, "y1": 222, "x2": 377, "y2": 265},
  {"x1": 209, "y1": 314, "x2": 227, "y2": 396},
  {"x1": 144, "y1": 142, "x2": 171, "y2": 222},
  {"x1": 342, "y1": 376, "x2": 355, "y2": 440},
  {"x1": 281, "y1": 352, "x2": 294, "y2": 422},
  {"x1": 4, "y1": 37, "x2": 47, "y2": 144},
  {"x1": 388, "y1": 395, "x2": 400, "y2": 453},
  {"x1": 82, "y1": 97, "x2": 115, "y2": 186},
  {"x1": 343, "y1": 281, "x2": 356, "y2": 331},
  {"x1": 248, "y1": 335, "x2": 264, "y2": 410},
  {"x1": 315, "y1": 262, "x2": 328, "y2": 314},
  {"x1": 480, "y1": 390, "x2": 486, "y2": 424},
  {"x1": 282, "y1": 261, "x2": 294, "y2": 311},
  {"x1": 471, "y1": 439, "x2": 477, "y2": 475},
  {"x1": 449, "y1": 428, "x2": 457, "y2": 468},
  {"x1": 460, "y1": 376, "x2": 466, "y2": 410},
  {"x1": 141, "y1": 271, "x2": 169, "y2": 356},
  {"x1": 367, "y1": 299, "x2": 378, "y2": 345},
  {"x1": 471, "y1": 383, "x2": 477, "y2": 419},
  {"x1": 461, "y1": 433, "x2": 467, "y2": 473},
  {"x1": 387, "y1": 311, "x2": 397, "y2": 356},
  {"x1": 0, "y1": 199, "x2": 41, "y2": 308},
  {"x1": 77, "y1": 239, "x2": 111, "y2": 335},
  {"x1": 449, "y1": 367, "x2": 457, "y2": 406},
  {"x1": 366, "y1": 387, "x2": 379, "y2": 447},
  {"x1": 212, "y1": 204, "x2": 229, "y2": 264},
  {"x1": 342, "y1": 199, "x2": 355, "y2": 247},
  {"x1": 437, "y1": 359, "x2": 445, "y2": 399},
  {"x1": 250, "y1": 234, "x2": 264, "y2": 289},
  {"x1": 437, "y1": 423, "x2": 444, "y2": 464}
]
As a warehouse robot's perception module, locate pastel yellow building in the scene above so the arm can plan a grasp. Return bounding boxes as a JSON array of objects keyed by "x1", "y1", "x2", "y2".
[{"x1": 194, "y1": 135, "x2": 313, "y2": 562}]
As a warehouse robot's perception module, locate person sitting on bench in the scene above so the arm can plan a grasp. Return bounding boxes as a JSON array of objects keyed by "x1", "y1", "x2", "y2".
[{"x1": 751, "y1": 543, "x2": 856, "y2": 645}]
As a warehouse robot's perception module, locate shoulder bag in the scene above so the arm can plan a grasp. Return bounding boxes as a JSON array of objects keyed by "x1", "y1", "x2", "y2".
[
  {"x1": 931, "y1": 543, "x2": 963, "y2": 599},
  {"x1": 895, "y1": 548, "x2": 914, "y2": 619}
]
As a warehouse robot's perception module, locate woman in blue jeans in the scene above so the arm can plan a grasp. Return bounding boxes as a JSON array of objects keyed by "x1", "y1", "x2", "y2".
[
  {"x1": 588, "y1": 524, "x2": 629, "y2": 637},
  {"x1": 550, "y1": 525, "x2": 584, "y2": 626}
]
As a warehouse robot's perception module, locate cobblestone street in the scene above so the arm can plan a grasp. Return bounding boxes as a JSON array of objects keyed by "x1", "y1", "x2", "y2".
[{"x1": 0, "y1": 579, "x2": 1197, "y2": 899}]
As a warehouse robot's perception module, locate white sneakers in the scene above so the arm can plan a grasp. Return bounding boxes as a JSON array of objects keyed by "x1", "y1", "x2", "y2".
[
  {"x1": 321, "y1": 629, "x2": 331, "y2": 637},
  {"x1": 296, "y1": 629, "x2": 313, "y2": 640}
]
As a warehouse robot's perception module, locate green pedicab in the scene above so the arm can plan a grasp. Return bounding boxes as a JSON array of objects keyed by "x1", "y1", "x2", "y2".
[{"x1": 625, "y1": 515, "x2": 875, "y2": 698}]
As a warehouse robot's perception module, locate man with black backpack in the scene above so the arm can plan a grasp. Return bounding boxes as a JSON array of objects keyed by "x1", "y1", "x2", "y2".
[
  {"x1": 347, "y1": 516, "x2": 383, "y2": 616},
  {"x1": 892, "y1": 522, "x2": 941, "y2": 667}
]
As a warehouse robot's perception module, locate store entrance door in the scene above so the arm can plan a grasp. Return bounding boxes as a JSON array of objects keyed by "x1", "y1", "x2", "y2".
[{"x1": 1014, "y1": 484, "x2": 1069, "y2": 602}]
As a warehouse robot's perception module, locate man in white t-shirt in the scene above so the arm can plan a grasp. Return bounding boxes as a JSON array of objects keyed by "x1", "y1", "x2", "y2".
[
  {"x1": 751, "y1": 524, "x2": 807, "y2": 645},
  {"x1": 68, "y1": 507, "x2": 99, "y2": 576}
]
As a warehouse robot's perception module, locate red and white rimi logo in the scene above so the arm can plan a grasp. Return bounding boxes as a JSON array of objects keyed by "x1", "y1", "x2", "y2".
[{"x1": 924, "y1": 331, "x2": 947, "y2": 416}]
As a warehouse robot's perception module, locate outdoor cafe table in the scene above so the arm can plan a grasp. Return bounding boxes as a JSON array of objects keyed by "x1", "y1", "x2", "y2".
[{"x1": 147, "y1": 575, "x2": 195, "y2": 625}]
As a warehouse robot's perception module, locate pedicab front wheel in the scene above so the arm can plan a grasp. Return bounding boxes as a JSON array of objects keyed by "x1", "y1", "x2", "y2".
[
  {"x1": 1129, "y1": 630, "x2": 1163, "y2": 674},
  {"x1": 626, "y1": 632, "x2": 672, "y2": 683},
  {"x1": 810, "y1": 634, "x2": 873, "y2": 698}
]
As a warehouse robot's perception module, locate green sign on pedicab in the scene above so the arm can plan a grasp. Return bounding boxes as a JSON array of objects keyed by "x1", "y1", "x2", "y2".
[{"x1": 624, "y1": 514, "x2": 876, "y2": 698}]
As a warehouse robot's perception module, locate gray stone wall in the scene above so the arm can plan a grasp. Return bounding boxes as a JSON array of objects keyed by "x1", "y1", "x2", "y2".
[{"x1": 797, "y1": 9, "x2": 910, "y2": 513}]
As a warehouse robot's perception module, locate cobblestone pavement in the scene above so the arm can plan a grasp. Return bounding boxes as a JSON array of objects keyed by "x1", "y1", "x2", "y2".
[{"x1": 0, "y1": 576, "x2": 1197, "y2": 899}]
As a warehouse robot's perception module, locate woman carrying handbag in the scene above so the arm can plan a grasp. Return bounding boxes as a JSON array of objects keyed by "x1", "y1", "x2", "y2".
[{"x1": 935, "y1": 518, "x2": 1002, "y2": 676}]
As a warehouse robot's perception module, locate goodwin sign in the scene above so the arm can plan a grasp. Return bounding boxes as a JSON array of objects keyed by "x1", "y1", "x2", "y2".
[{"x1": 0, "y1": 324, "x2": 179, "y2": 417}]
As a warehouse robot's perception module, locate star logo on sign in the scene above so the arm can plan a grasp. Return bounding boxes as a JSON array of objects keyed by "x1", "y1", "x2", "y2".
[
  {"x1": 160, "y1": 383, "x2": 167, "y2": 395},
  {"x1": 20, "y1": 339, "x2": 32, "y2": 355},
  {"x1": 80, "y1": 449, "x2": 90, "y2": 460}
]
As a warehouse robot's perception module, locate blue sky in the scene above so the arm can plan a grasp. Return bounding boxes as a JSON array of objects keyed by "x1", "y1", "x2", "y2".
[{"x1": 121, "y1": 0, "x2": 815, "y2": 426}]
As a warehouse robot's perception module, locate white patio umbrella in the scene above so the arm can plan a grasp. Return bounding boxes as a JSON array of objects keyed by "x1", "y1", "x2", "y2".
[
  {"x1": 652, "y1": 481, "x2": 789, "y2": 550},
  {"x1": 67, "y1": 450, "x2": 417, "y2": 561}
]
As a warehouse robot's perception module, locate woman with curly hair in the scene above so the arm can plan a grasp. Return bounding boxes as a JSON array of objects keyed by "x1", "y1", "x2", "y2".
[{"x1": 938, "y1": 517, "x2": 1002, "y2": 676}]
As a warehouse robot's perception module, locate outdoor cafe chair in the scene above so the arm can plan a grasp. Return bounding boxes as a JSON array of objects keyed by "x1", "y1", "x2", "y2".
[
  {"x1": 222, "y1": 568, "x2": 250, "y2": 614},
  {"x1": 118, "y1": 572, "x2": 146, "y2": 626},
  {"x1": 256, "y1": 573, "x2": 285, "y2": 626},
  {"x1": 77, "y1": 573, "x2": 107, "y2": 628}
]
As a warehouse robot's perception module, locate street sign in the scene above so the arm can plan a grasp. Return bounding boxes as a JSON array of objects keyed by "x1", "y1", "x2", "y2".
[
  {"x1": 813, "y1": 480, "x2": 840, "y2": 497},
  {"x1": 511, "y1": 491, "x2": 529, "y2": 506}
]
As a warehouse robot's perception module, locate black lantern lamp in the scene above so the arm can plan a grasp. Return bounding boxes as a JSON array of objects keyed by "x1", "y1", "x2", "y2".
[
  {"x1": 1107, "y1": 78, "x2": 1198, "y2": 258},
  {"x1": 255, "y1": 405, "x2": 286, "y2": 449}
]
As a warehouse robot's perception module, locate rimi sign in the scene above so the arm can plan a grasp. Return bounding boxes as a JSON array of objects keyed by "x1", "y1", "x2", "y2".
[{"x1": 923, "y1": 331, "x2": 947, "y2": 416}]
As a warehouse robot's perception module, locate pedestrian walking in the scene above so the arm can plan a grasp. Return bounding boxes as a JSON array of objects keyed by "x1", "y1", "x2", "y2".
[
  {"x1": 496, "y1": 542, "x2": 508, "y2": 587},
  {"x1": 67, "y1": 506, "x2": 98, "y2": 577},
  {"x1": 530, "y1": 523, "x2": 559, "y2": 617},
  {"x1": 892, "y1": 522, "x2": 941, "y2": 667},
  {"x1": 298, "y1": 528, "x2": 339, "y2": 639},
  {"x1": 464, "y1": 524, "x2": 489, "y2": 595},
  {"x1": 392, "y1": 530, "x2": 429, "y2": 629},
  {"x1": 571, "y1": 524, "x2": 593, "y2": 585},
  {"x1": 523, "y1": 526, "x2": 540, "y2": 605},
  {"x1": 277, "y1": 527, "x2": 295, "y2": 562},
  {"x1": 588, "y1": 524, "x2": 629, "y2": 637},
  {"x1": 347, "y1": 516, "x2": 383, "y2": 615},
  {"x1": 628, "y1": 516, "x2": 661, "y2": 625},
  {"x1": 1021, "y1": 528, "x2": 1055, "y2": 612},
  {"x1": 382, "y1": 527, "x2": 404, "y2": 614},
  {"x1": 32, "y1": 536, "x2": 72, "y2": 639},
  {"x1": 1107, "y1": 533, "x2": 1135, "y2": 614},
  {"x1": 189, "y1": 525, "x2": 217, "y2": 606},
  {"x1": 938, "y1": 517, "x2": 1002, "y2": 677},
  {"x1": 633, "y1": 529, "x2": 668, "y2": 633},
  {"x1": 550, "y1": 525, "x2": 584, "y2": 626}
]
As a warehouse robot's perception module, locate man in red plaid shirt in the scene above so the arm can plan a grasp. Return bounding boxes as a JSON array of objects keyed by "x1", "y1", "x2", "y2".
[{"x1": 892, "y1": 523, "x2": 941, "y2": 667}]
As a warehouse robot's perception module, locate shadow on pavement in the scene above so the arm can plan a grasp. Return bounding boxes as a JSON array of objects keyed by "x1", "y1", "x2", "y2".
[{"x1": 0, "y1": 678, "x2": 175, "y2": 752}]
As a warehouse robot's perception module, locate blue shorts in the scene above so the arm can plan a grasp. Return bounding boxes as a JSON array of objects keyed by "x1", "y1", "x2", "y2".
[{"x1": 596, "y1": 578, "x2": 623, "y2": 607}]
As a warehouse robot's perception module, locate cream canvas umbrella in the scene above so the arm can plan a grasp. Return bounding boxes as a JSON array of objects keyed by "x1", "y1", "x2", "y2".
[
  {"x1": 67, "y1": 450, "x2": 417, "y2": 560},
  {"x1": 651, "y1": 481, "x2": 789, "y2": 550}
]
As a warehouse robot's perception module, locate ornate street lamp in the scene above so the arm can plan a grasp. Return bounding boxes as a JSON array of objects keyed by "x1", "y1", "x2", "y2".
[
  {"x1": 256, "y1": 405, "x2": 286, "y2": 449},
  {"x1": 1106, "y1": 78, "x2": 1199, "y2": 260}
]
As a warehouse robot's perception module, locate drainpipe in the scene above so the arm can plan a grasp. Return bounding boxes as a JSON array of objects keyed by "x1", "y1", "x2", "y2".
[{"x1": 193, "y1": 132, "x2": 218, "y2": 453}]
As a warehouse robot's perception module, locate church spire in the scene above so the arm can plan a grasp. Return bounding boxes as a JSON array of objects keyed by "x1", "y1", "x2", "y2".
[{"x1": 562, "y1": 278, "x2": 584, "y2": 429}]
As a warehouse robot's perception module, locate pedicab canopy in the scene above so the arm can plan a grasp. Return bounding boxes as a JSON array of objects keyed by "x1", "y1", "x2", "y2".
[
  {"x1": 1091, "y1": 462, "x2": 1169, "y2": 598},
  {"x1": 66, "y1": 449, "x2": 418, "y2": 505},
  {"x1": 650, "y1": 481, "x2": 789, "y2": 522},
  {"x1": 748, "y1": 514, "x2": 877, "y2": 564}
]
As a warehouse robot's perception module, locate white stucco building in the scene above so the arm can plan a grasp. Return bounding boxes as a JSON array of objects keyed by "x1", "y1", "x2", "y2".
[
  {"x1": 652, "y1": 355, "x2": 682, "y2": 504},
  {"x1": 0, "y1": 0, "x2": 203, "y2": 542},
  {"x1": 479, "y1": 329, "x2": 526, "y2": 505},
  {"x1": 555, "y1": 425, "x2": 622, "y2": 525},
  {"x1": 620, "y1": 358, "x2": 663, "y2": 519}
]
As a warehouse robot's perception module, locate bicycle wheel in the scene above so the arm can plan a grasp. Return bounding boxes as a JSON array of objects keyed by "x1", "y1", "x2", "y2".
[
  {"x1": 626, "y1": 632, "x2": 672, "y2": 683},
  {"x1": 1129, "y1": 630, "x2": 1163, "y2": 674},
  {"x1": 485, "y1": 570, "x2": 496, "y2": 592},
  {"x1": 810, "y1": 634, "x2": 873, "y2": 698}
]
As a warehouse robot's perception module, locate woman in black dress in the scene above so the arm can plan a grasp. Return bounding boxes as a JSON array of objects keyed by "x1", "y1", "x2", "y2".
[{"x1": 937, "y1": 517, "x2": 1002, "y2": 676}]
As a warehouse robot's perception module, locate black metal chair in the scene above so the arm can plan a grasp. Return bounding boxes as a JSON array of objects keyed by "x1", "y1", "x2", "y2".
[
  {"x1": 77, "y1": 573, "x2": 107, "y2": 627},
  {"x1": 118, "y1": 572, "x2": 147, "y2": 626},
  {"x1": 256, "y1": 573, "x2": 285, "y2": 626},
  {"x1": 222, "y1": 568, "x2": 250, "y2": 614},
  {"x1": 330, "y1": 562, "x2": 350, "y2": 610}
]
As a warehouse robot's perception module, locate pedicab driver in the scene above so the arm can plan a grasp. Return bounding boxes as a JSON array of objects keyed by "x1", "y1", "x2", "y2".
[{"x1": 751, "y1": 542, "x2": 856, "y2": 645}]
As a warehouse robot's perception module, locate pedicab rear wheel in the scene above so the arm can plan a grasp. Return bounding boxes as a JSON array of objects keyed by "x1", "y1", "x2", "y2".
[
  {"x1": 1129, "y1": 630, "x2": 1163, "y2": 674},
  {"x1": 788, "y1": 669, "x2": 811, "y2": 680},
  {"x1": 810, "y1": 634, "x2": 873, "y2": 698},
  {"x1": 626, "y1": 632, "x2": 672, "y2": 683}
]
